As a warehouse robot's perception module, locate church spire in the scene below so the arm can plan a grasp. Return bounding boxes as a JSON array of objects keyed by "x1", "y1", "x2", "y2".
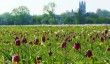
[{"x1": 79, "y1": 1, "x2": 86, "y2": 14}]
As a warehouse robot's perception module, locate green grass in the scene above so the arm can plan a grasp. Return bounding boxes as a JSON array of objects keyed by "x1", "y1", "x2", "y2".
[{"x1": 0, "y1": 26, "x2": 110, "y2": 64}]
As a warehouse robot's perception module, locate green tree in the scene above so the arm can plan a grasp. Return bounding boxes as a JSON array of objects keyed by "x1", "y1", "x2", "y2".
[
  {"x1": 86, "y1": 12, "x2": 99, "y2": 18},
  {"x1": 96, "y1": 17, "x2": 110, "y2": 24},
  {"x1": 74, "y1": 10, "x2": 86, "y2": 24},
  {"x1": 11, "y1": 6, "x2": 32, "y2": 25},
  {"x1": 86, "y1": 18, "x2": 96, "y2": 24},
  {"x1": 40, "y1": 14, "x2": 49, "y2": 24},
  {"x1": 32, "y1": 15, "x2": 41, "y2": 24},
  {"x1": 43, "y1": 2, "x2": 57, "y2": 24},
  {"x1": 60, "y1": 12, "x2": 74, "y2": 24},
  {"x1": 43, "y1": 2, "x2": 55, "y2": 15},
  {"x1": 41, "y1": 17, "x2": 49, "y2": 24},
  {"x1": 49, "y1": 18, "x2": 58, "y2": 24},
  {"x1": 96, "y1": 9, "x2": 110, "y2": 17},
  {"x1": 0, "y1": 12, "x2": 12, "y2": 25}
]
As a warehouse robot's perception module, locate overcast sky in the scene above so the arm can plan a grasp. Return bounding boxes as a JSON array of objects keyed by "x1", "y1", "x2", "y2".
[{"x1": 0, "y1": 0, "x2": 110, "y2": 15}]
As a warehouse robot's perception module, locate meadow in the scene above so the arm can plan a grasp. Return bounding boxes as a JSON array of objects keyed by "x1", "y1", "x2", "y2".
[{"x1": 0, "y1": 25, "x2": 110, "y2": 64}]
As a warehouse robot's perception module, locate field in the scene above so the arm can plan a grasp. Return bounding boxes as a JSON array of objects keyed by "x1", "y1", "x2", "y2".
[{"x1": 0, "y1": 25, "x2": 110, "y2": 64}]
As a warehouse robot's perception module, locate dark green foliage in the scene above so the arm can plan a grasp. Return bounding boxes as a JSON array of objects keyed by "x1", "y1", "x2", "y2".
[
  {"x1": 32, "y1": 15, "x2": 41, "y2": 24},
  {"x1": 11, "y1": 6, "x2": 32, "y2": 25},
  {"x1": 0, "y1": 5, "x2": 110, "y2": 25}
]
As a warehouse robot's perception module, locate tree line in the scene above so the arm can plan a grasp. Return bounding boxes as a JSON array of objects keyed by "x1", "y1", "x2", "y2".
[{"x1": 0, "y1": 2, "x2": 110, "y2": 25}]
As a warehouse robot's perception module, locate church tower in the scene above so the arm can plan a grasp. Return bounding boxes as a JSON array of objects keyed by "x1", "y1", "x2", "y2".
[{"x1": 79, "y1": 1, "x2": 86, "y2": 14}]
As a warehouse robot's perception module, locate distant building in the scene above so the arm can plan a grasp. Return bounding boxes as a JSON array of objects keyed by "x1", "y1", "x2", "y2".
[
  {"x1": 79, "y1": 1, "x2": 86, "y2": 14},
  {"x1": 55, "y1": 15, "x2": 62, "y2": 24},
  {"x1": 55, "y1": 10, "x2": 75, "y2": 24},
  {"x1": 66, "y1": 10, "x2": 74, "y2": 17},
  {"x1": 55, "y1": 1, "x2": 86, "y2": 24}
]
